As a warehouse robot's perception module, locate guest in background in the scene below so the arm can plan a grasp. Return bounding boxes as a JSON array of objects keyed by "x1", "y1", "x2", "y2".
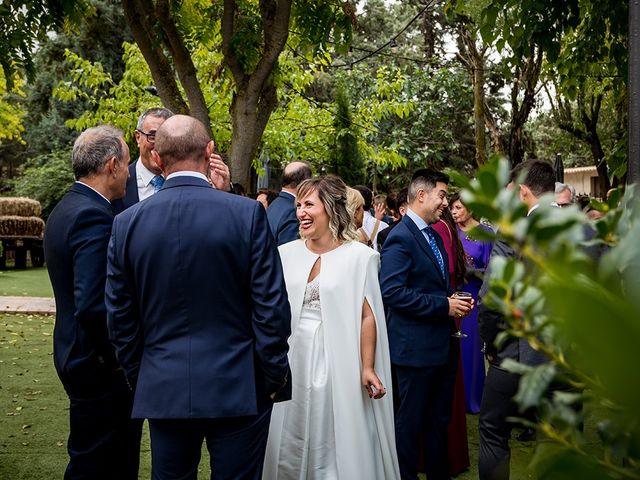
[
  {"x1": 450, "y1": 193, "x2": 493, "y2": 414},
  {"x1": 267, "y1": 161, "x2": 313, "y2": 245},
  {"x1": 374, "y1": 193, "x2": 395, "y2": 225},
  {"x1": 346, "y1": 186, "x2": 367, "y2": 241},
  {"x1": 554, "y1": 182, "x2": 576, "y2": 207},
  {"x1": 432, "y1": 207, "x2": 470, "y2": 477},
  {"x1": 377, "y1": 188, "x2": 408, "y2": 251},
  {"x1": 257, "y1": 189, "x2": 278, "y2": 209},
  {"x1": 354, "y1": 185, "x2": 388, "y2": 251}
]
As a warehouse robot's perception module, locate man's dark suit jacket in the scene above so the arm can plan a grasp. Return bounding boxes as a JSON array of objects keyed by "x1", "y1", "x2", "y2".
[
  {"x1": 44, "y1": 183, "x2": 119, "y2": 391},
  {"x1": 266, "y1": 191, "x2": 299, "y2": 246},
  {"x1": 380, "y1": 214, "x2": 454, "y2": 367},
  {"x1": 106, "y1": 175, "x2": 292, "y2": 419},
  {"x1": 376, "y1": 218, "x2": 401, "y2": 251}
]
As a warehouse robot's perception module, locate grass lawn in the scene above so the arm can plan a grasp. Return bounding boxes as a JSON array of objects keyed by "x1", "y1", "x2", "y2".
[
  {"x1": 0, "y1": 268, "x2": 53, "y2": 297},
  {"x1": 2, "y1": 312, "x2": 604, "y2": 479}
]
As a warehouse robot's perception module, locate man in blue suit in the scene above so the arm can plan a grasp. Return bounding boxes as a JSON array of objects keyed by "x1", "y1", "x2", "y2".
[
  {"x1": 266, "y1": 161, "x2": 312, "y2": 245},
  {"x1": 106, "y1": 115, "x2": 292, "y2": 479},
  {"x1": 115, "y1": 107, "x2": 174, "y2": 211},
  {"x1": 380, "y1": 169, "x2": 472, "y2": 480},
  {"x1": 44, "y1": 125, "x2": 142, "y2": 479}
]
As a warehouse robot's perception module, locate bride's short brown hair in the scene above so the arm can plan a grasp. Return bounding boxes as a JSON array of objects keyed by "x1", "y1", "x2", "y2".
[{"x1": 296, "y1": 175, "x2": 358, "y2": 243}]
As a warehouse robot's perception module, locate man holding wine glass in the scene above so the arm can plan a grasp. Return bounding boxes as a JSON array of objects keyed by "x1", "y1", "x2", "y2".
[{"x1": 380, "y1": 169, "x2": 473, "y2": 480}]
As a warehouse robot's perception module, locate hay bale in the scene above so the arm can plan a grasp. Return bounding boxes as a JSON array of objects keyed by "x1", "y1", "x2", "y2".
[
  {"x1": 0, "y1": 216, "x2": 45, "y2": 237},
  {"x1": 0, "y1": 197, "x2": 42, "y2": 217}
]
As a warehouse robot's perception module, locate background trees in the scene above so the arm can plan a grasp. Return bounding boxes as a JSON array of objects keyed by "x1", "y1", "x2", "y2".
[{"x1": 0, "y1": 0, "x2": 630, "y2": 197}]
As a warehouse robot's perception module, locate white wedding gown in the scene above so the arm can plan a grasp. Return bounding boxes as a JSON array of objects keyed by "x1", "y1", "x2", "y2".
[{"x1": 263, "y1": 240, "x2": 399, "y2": 480}]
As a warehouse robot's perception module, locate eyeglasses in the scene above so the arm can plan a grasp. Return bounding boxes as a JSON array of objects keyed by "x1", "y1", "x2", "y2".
[{"x1": 136, "y1": 129, "x2": 156, "y2": 143}]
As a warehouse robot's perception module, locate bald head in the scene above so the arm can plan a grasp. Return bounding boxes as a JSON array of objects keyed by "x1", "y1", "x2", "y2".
[
  {"x1": 154, "y1": 115, "x2": 211, "y2": 168},
  {"x1": 281, "y1": 161, "x2": 312, "y2": 189}
]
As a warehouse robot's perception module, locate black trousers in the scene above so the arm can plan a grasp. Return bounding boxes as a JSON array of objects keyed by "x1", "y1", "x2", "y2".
[
  {"x1": 393, "y1": 346, "x2": 458, "y2": 480},
  {"x1": 478, "y1": 365, "x2": 521, "y2": 480},
  {"x1": 64, "y1": 371, "x2": 142, "y2": 480},
  {"x1": 148, "y1": 401, "x2": 273, "y2": 480}
]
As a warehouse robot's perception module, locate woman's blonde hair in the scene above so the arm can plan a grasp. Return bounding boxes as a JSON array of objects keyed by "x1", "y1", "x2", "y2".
[{"x1": 297, "y1": 175, "x2": 358, "y2": 242}]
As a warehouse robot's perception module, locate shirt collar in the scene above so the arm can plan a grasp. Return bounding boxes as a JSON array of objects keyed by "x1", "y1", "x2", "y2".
[
  {"x1": 136, "y1": 158, "x2": 158, "y2": 186},
  {"x1": 406, "y1": 208, "x2": 429, "y2": 231},
  {"x1": 166, "y1": 171, "x2": 209, "y2": 182},
  {"x1": 75, "y1": 181, "x2": 110, "y2": 204}
]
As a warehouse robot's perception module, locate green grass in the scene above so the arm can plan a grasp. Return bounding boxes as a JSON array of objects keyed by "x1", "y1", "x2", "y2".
[
  {"x1": 0, "y1": 314, "x2": 212, "y2": 479},
  {"x1": 0, "y1": 268, "x2": 53, "y2": 297},
  {"x1": 1, "y1": 312, "x2": 604, "y2": 479}
]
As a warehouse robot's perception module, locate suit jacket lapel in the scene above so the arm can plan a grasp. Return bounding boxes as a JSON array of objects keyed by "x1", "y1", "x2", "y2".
[{"x1": 402, "y1": 215, "x2": 444, "y2": 280}]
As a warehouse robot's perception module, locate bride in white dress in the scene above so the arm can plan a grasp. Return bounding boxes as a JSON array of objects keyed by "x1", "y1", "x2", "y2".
[{"x1": 263, "y1": 175, "x2": 400, "y2": 480}]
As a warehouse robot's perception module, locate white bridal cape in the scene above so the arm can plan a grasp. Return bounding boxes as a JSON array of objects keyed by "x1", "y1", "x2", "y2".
[{"x1": 263, "y1": 240, "x2": 400, "y2": 480}]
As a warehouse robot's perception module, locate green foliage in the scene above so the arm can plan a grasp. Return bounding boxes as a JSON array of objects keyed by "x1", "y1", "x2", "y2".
[
  {"x1": 0, "y1": 0, "x2": 91, "y2": 88},
  {"x1": 526, "y1": 112, "x2": 592, "y2": 167},
  {"x1": 11, "y1": 150, "x2": 74, "y2": 219},
  {"x1": 0, "y1": 71, "x2": 25, "y2": 144},
  {"x1": 331, "y1": 80, "x2": 364, "y2": 185},
  {"x1": 455, "y1": 157, "x2": 640, "y2": 479}
]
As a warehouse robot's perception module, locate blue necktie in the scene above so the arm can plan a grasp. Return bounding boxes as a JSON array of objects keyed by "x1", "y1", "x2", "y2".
[
  {"x1": 151, "y1": 175, "x2": 164, "y2": 193},
  {"x1": 424, "y1": 226, "x2": 446, "y2": 278}
]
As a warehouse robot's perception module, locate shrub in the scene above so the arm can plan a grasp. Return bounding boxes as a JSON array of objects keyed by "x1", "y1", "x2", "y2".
[
  {"x1": 452, "y1": 158, "x2": 640, "y2": 479},
  {"x1": 11, "y1": 149, "x2": 74, "y2": 219}
]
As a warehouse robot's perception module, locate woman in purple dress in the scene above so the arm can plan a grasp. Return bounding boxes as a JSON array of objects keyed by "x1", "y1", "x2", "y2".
[{"x1": 450, "y1": 193, "x2": 493, "y2": 414}]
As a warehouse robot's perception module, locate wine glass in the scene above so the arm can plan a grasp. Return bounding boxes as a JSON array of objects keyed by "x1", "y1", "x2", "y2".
[{"x1": 451, "y1": 291, "x2": 472, "y2": 338}]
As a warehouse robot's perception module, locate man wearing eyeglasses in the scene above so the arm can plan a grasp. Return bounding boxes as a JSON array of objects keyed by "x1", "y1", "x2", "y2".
[
  {"x1": 113, "y1": 107, "x2": 174, "y2": 212},
  {"x1": 114, "y1": 107, "x2": 233, "y2": 213}
]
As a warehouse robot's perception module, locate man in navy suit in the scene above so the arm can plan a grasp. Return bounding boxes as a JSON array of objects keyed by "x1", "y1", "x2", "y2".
[
  {"x1": 380, "y1": 169, "x2": 473, "y2": 480},
  {"x1": 266, "y1": 161, "x2": 312, "y2": 245},
  {"x1": 106, "y1": 115, "x2": 292, "y2": 479},
  {"x1": 44, "y1": 125, "x2": 142, "y2": 479},
  {"x1": 116, "y1": 107, "x2": 174, "y2": 211}
]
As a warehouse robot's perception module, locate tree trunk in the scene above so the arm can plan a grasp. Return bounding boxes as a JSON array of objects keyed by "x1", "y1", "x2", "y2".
[
  {"x1": 228, "y1": 82, "x2": 278, "y2": 189},
  {"x1": 222, "y1": 0, "x2": 292, "y2": 190},
  {"x1": 457, "y1": 25, "x2": 502, "y2": 163},
  {"x1": 122, "y1": 0, "x2": 212, "y2": 136},
  {"x1": 154, "y1": 0, "x2": 212, "y2": 136},
  {"x1": 121, "y1": 0, "x2": 188, "y2": 115},
  {"x1": 507, "y1": 42, "x2": 542, "y2": 166},
  {"x1": 549, "y1": 88, "x2": 611, "y2": 191}
]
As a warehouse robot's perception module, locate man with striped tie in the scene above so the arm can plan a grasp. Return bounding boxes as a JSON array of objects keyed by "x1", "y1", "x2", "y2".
[{"x1": 380, "y1": 169, "x2": 473, "y2": 480}]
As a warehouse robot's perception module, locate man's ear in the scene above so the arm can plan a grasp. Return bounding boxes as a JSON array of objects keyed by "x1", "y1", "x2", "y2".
[
  {"x1": 106, "y1": 156, "x2": 118, "y2": 176},
  {"x1": 151, "y1": 150, "x2": 166, "y2": 173},
  {"x1": 205, "y1": 140, "x2": 215, "y2": 159},
  {"x1": 519, "y1": 183, "x2": 530, "y2": 201}
]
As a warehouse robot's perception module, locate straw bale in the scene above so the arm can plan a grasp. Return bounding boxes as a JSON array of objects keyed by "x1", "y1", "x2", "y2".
[
  {"x1": 0, "y1": 216, "x2": 45, "y2": 237},
  {"x1": 0, "y1": 197, "x2": 42, "y2": 217}
]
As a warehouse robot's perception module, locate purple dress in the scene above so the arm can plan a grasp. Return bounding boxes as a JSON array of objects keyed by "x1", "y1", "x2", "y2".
[{"x1": 458, "y1": 224, "x2": 493, "y2": 413}]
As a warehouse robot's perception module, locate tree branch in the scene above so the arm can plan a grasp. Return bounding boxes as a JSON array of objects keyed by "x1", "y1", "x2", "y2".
[
  {"x1": 154, "y1": 0, "x2": 212, "y2": 135},
  {"x1": 121, "y1": 0, "x2": 188, "y2": 114},
  {"x1": 221, "y1": 0, "x2": 246, "y2": 86}
]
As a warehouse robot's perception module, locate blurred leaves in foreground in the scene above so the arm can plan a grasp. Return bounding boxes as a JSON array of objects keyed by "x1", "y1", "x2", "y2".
[{"x1": 451, "y1": 157, "x2": 640, "y2": 479}]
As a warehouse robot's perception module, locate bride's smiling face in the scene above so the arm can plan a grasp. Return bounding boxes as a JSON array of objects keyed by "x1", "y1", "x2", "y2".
[{"x1": 297, "y1": 189, "x2": 331, "y2": 241}]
